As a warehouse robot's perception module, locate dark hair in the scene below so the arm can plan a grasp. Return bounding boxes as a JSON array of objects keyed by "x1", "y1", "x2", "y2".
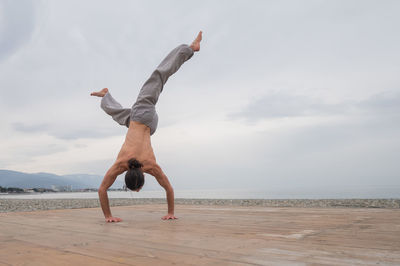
[{"x1": 125, "y1": 159, "x2": 144, "y2": 190}]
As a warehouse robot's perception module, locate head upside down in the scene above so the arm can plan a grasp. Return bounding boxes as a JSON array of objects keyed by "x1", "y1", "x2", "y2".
[{"x1": 125, "y1": 159, "x2": 144, "y2": 191}]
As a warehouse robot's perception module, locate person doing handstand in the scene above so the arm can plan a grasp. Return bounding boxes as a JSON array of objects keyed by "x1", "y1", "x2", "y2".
[{"x1": 91, "y1": 31, "x2": 202, "y2": 222}]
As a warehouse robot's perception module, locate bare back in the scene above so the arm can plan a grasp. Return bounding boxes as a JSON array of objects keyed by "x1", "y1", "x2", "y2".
[{"x1": 116, "y1": 121, "x2": 157, "y2": 172}]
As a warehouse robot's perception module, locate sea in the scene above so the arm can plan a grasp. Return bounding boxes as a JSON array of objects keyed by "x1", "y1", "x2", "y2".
[{"x1": 1, "y1": 187, "x2": 399, "y2": 199}]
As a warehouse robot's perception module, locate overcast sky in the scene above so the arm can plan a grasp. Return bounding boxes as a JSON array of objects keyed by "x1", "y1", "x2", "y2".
[{"x1": 1, "y1": 0, "x2": 399, "y2": 192}]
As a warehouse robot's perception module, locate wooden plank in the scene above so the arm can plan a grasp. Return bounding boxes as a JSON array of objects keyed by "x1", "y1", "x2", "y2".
[{"x1": 0, "y1": 205, "x2": 399, "y2": 265}]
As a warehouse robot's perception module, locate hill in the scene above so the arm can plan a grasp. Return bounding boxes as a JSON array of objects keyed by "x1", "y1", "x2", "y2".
[{"x1": 0, "y1": 170, "x2": 124, "y2": 189}]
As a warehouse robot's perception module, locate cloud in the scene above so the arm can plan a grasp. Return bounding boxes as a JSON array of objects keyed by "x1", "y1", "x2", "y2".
[
  {"x1": 230, "y1": 90, "x2": 400, "y2": 123},
  {"x1": 228, "y1": 92, "x2": 345, "y2": 122},
  {"x1": 0, "y1": 0, "x2": 38, "y2": 62},
  {"x1": 12, "y1": 120, "x2": 125, "y2": 140},
  {"x1": 0, "y1": 134, "x2": 69, "y2": 169},
  {"x1": 358, "y1": 91, "x2": 400, "y2": 113},
  {"x1": 2, "y1": 134, "x2": 125, "y2": 175},
  {"x1": 12, "y1": 122, "x2": 49, "y2": 133},
  {"x1": 48, "y1": 126, "x2": 124, "y2": 140},
  {"x1": 8, "y1": 97, "x2": 127, "y2": 140}
]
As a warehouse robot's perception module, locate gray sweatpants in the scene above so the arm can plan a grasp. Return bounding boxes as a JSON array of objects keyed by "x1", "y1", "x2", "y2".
[{"x1": 100, "y1": 44, "x2": 194, "y2": 135}]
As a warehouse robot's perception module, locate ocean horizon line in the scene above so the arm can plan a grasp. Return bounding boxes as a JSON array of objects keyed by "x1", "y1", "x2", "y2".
[{"x1": 1, "y1": 188, "x2": 400, "y2": 200}]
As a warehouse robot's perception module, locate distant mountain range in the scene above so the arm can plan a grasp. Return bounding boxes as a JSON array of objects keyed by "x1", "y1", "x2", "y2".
[{"x1": 0, "y1": 169, "x2": 124, "y2": 189}]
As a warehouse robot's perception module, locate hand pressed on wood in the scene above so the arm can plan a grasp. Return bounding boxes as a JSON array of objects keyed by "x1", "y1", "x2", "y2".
[
  {"x1": 105, "y1": 216, "x2": 122, "y2": 223},
  {"x1": 162, "y1": 214, "x2": 178, "y2": 220}
]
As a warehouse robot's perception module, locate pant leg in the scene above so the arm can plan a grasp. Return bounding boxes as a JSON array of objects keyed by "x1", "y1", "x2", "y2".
[
  {"x1": 131, "y1": 44, "x2": 194, "y2": 134},
  {"x1": 101, "y1": 92, "x2": 131, "y2": 127}
]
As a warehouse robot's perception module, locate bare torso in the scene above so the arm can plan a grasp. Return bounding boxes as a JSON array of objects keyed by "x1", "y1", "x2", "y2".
[{"x1": 116, "y1": 121, "x2": 157, "y2": 173}]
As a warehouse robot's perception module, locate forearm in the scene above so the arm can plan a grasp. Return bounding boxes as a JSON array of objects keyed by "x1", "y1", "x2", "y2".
[
  {"x1": 165, "y1": 187, "x2": 175, "y2": 214},
  {"x1": 151, "y1": 164, "x2": 175, "y2": 215},
  {"x1": 98, "y1": 188, "x2": 112, "y2": 218}
]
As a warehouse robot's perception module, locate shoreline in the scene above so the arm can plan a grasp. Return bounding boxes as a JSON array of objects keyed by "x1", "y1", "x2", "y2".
[{"x1": 1, "y1": 198, "x2": 399, "y2": 212}]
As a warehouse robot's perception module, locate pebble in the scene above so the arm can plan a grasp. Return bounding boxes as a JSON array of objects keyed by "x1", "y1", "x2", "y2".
[{"x1": 1, "y1": 198, "x2": 399, "y2": 213}]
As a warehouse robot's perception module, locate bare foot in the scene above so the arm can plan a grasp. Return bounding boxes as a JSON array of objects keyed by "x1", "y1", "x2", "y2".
[
  {"x1": 190, "y1": 31, "x2": 202, "y2": 52},
  {"x1": 90, "y1": 88, "x2": 108, "y2": 97}
]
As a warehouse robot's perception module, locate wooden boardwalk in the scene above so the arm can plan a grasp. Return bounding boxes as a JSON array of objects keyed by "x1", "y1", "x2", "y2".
[{"x1": 0, "y1": 204, "x2": 399, "y2": 265}]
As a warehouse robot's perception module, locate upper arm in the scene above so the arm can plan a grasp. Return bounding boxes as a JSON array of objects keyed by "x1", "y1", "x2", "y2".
[
  {"x1": 99, "y1": 163, "x2": 126, "y2": 190},
  {"x1": 146, "y1": 164, "x2": 172, "y2": 191}
]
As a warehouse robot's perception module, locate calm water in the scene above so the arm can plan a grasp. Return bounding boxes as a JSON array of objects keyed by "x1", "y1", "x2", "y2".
[{"x1": 1, "y1": 187, "x2": 399, "y2": 199}]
